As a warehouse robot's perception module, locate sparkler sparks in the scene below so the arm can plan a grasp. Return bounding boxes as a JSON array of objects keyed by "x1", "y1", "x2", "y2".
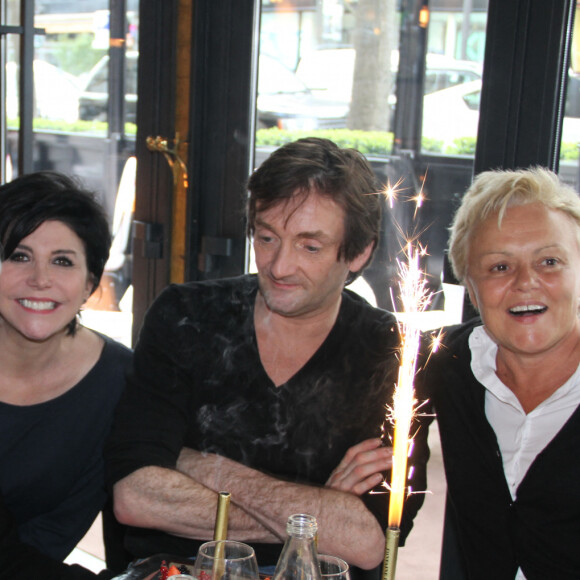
[
  {"x1": 381, "y1": 186, "x2": 434, "y2": 580},
  {"x1": 411, "y1": 171, "x2": 428, "y2": 219},
  {"x1": 381, "y1": 177, "x2": 408, "y2": 209},
  {"x1": 426, "y1": 327, "x2": 445, "y2": 364},
  {"x1": 386, "y1": 242, "x2": 432, "y2": 529}
]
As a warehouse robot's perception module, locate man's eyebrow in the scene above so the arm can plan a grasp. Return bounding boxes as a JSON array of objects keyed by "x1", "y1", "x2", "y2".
[
  {"x1": 254, "y1": 217, "x2": 272, "y2": 229},
  {"x1": 254, "y1": 218, "x2": 330, "y2": 240},
  {"x1": 296, "y1": 230, "x2": 330, "y2": 240},
  {"x1": 255, "y1": 219, "x2": 331, "y2": 241}
]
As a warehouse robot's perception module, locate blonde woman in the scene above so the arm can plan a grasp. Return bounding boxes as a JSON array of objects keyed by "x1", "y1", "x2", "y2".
[{"x1": 426, "y1": 167, "x2": 580, "y2": 579}]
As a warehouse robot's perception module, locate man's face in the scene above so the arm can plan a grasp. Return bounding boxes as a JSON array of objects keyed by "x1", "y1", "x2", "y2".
[{"x1": 253, "y1": 191, "x2": 371, "y2": 320}]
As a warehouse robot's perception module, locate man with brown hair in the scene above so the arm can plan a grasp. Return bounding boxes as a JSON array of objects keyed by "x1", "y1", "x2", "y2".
[{"x1": 106, "y1": 138, "x2": 429, "y2": 578}]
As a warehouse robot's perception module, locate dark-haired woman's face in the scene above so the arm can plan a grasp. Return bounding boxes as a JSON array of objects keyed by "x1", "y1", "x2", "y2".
[{"x1": 0, "y1": 220, "x2": 92, "y2": 342}]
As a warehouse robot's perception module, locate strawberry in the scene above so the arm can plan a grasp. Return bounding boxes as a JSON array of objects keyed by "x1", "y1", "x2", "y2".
[{"x1": 159, "y1": 561, "x2": 169, "y2": 580}]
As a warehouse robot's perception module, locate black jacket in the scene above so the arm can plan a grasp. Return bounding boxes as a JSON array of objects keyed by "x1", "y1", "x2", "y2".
[{"x1": 423, "y1": 319, "x2": 580, "y2": 580}]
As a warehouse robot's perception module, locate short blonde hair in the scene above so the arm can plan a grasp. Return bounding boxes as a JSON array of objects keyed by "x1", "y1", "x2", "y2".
[{"x1": 448, "y1": 166, "x2": 580, "y2": 283}]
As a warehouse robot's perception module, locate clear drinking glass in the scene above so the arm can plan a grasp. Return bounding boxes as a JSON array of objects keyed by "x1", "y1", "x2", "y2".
[
  {"x1": 192, "y1": 540, "x2": 259, "y2": 580},
  {"x1": 318, "y1": 555, "x2": 351, "y2": 580}
]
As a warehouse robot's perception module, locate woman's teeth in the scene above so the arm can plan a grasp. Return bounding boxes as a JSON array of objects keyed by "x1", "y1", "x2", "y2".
[
  {"x1": 509, "y1": 304, "x2": 547, "y2": 315},
  {"x1": 19, "y1": 299, "x2": 56, "y2": 311}
]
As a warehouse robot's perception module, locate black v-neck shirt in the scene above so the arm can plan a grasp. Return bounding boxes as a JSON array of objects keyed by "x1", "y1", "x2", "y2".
[{"x1": 106, "y1": 275, "x2": 430, "y2": 569}]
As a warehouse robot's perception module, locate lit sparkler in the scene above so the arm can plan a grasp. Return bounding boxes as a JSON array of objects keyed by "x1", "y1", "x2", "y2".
[
  {"x1": 411, "y1": 170, "x2": 428, "y2": 219},
  {"x1": 381, "y1": 177, "x2": 408, "y2": 209},
  {"x1": 382, "y1": 228, "x2": 433, "y2": 580}
]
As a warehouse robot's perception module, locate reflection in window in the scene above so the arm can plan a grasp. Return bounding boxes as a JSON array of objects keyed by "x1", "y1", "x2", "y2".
[
  {"x1": 561, "y1": 6, "x2": 580, "y2": 177},
  {"x1": 257, "y1": 0, "x2": 488, "y2": 158},
  {"x1": 77, "y1": 51, "x2": 138, "y2": 126}
]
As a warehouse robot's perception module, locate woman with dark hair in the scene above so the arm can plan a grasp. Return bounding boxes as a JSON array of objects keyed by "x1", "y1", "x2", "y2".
[{"x1": 0, "y1": 172, "x2": 131, "y2": 579}]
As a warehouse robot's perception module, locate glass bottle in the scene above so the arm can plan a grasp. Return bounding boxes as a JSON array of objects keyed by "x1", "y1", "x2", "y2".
[{"x1": 272, "y1": 513, "x2": 322, "y2": 580}]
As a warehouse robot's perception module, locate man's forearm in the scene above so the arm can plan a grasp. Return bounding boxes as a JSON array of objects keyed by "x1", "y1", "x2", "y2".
[
  {"x1": 112, "y1": 466, "x2": 278, "y2": 543},
  {"x1": 177, "y1": 450, "x2": 385, "y2": 569}
]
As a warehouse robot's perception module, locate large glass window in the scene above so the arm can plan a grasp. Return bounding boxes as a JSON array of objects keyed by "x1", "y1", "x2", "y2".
[
  {"x1": 253, "y1": 0, "x2": 489, "y2": 320},
  {"x1": 560, "y1": 3, "x2": 580, "y2": 188}
]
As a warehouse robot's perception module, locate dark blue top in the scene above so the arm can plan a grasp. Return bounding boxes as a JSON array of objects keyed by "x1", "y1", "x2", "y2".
[{"x1": 0, "y1": 333, "x2": 131, "y2": 564}]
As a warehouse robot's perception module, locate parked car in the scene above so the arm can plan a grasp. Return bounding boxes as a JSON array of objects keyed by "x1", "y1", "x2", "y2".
[
  {"x1": 257, "y1": 54, "x2": 348, "y2": 130},
  {"x1": 78, "y1": 51, "x2": 139, "y2": 123},
  {"x1": 422, "y1": 79, "x2": 580, "y2": 147},
  {"x1": 6, "y1": 60, "x2": 82, "y2": 123},
  {"x1": 421, "y1": 79, "x2": 481, "y2": 146},
  {"x1": 295, "y1": 47, "x2": 482, "y2": 103},
  {"x1": 79, "y1": 52, "x2": 347, "y2": 131}
]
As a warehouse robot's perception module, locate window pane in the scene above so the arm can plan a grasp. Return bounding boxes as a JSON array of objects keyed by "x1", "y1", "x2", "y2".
[
  {"x1": 253, "y1": 0, "x2": 489, "y2": 320},
  {"x1": 560, "y1": 6, "x2": 580, "y2": 187},
  {"x1": 4, "y1": 0, "x2": 19, "y2": 25},
  {"x1": 421, "y1": 8, "x2": 485, "y2": 155},
  {"x1": 33, "y1": 7, "x2": 139, "y2": 133}
]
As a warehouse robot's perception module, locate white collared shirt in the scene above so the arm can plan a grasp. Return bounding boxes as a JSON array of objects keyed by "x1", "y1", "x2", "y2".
[{"x1": 469, "y1": 325, "x2": 580, "y2": 580}]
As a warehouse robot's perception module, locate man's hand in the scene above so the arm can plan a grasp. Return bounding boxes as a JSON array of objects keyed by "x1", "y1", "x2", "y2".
[{"x1": 325, "y1": 438, "x2": 392, "y2": 496}]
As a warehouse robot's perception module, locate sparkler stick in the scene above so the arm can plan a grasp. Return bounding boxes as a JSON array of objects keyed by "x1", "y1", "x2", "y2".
[
  {"x1": 213, "y1": 491, "x2": 231, "y2": 580},
  {"x1": 383, "y1": 527, "x2": 400, "y2": 580},
  {"x1": 213, "y1": 491, "x2": 231, "y2": 541},
  {"x1": 382, "y1": 240, "x2": 432, "y2": 580}
]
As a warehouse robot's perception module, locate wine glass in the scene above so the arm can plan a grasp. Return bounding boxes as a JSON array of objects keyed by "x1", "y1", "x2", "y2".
[
  {"x1": 318, "y1": 555, "x2": 351, "y2": 580},
  {"x1": 192, "y1": 540, "x2": 259, "y2": 580}
]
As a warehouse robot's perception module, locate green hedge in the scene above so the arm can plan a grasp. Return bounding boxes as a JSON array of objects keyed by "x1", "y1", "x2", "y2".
[
  {"x1": 255, "y1": 128, "x2": 465, "y2": 156},
  {"x1": 560, "y1": 141, "x2": 580, "y2": 161},
  {"x1": 7, "y1": 118, "x2": 137, "y2": 136},
  {"x1": 7, "y1": 122, "x2": 579, "y2": 161},
  {"x1": 256, "y1": 128, "x2": 394, "y2": 156},
  {"x1": 256, "y1": 128, "x2": 580, "y2": 160}
]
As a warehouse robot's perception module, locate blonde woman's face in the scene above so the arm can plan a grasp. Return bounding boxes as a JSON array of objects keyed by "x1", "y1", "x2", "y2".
[{"x1": 465, "y1": 202, "x2": 580, "y2": 358}]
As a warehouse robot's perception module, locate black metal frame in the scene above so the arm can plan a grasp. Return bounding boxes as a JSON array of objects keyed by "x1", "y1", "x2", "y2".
[
  {"x1": 105, "y1": 0, "x2": 128, "y2": 201},
  {"x1": 475, "y1": 0, "x2": 576, "y2": 173},
  {"x1": 185, "y1": 0, "x2": 258, "y2": 282},
  {"x1": 131, "y1": 0, "x2": 178, "y2": 340}
]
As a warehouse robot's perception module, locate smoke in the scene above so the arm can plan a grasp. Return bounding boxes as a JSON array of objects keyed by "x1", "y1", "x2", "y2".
[{"x1": 171, "y1": 278, "x2": 397, "y2": 484}]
